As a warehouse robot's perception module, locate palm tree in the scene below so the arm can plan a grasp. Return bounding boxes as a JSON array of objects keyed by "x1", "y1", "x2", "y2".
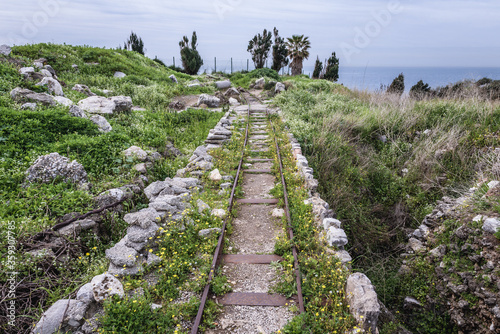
[{"x1": 286, "y1": 35, "x2": 311, "y2": 76}]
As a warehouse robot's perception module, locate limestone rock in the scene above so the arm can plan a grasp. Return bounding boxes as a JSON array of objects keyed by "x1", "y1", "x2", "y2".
[
  {"x1": 224, "y1": 87, "x2": 240, "y2": 98},
  {"x1": 114, "y1": 71, "x2": 126, "y2": 78},
  {"x1": 19, "y1": 67, "x2": 35, "y2": 78},
  {"x1": 169, "y1": 74, "x2": 178, "y2": 84},
  {"x1": 0, "y1": 44, "x2": 11, "y2": 56},
  {"x1": 54, "y1": 96, "x2": 74, "y2": 107},
  {"x1": 25, "y1": 153, "x2": 87, "y2": 185},
  {"x1": 11, "y1": 87, "x2": 56, "y2": 106},
  {"x1": 408, "y1": 237, "x2": 425, "y2": 252},
  {"x1": 76, "y1": 283, "x2": 95, "y2": 304},
  {"x1": 122, "y1": 146, "x2": 148, "y2": 161},
  {"x1": 127, "y1": 223, "x2": 159, "y2": 244},
  {"x1": 209, "y1": 169, "x2": 222, "y2": 181},
  {"x1": 326, "y1": 227, "x2": 348, "y2": 248},
  {"x1": 44, "y1": 65, "x2": 56, "y2": 77},
  {"x1": 40, "y1": 69, "x2": 53, "y2": 77},
  {"x1": 78, "y1": 96, "x2": 132, "y2": 114},
  {"x1": 31, "y1": 299, "x2": 89, "y2": 334},
  {"x1": 275, "y1": 82, "x2": 286, "y2": 94},
  {"x1": 56, "y1": 219, "x2": 97, "y2": 237},
  {"x1": 229, "y1": 97, "x2": 240, "y2": 106},
  {"x1": 91, "y1": 273, "x2": 124, "y2": 303},
  {"x1": 323, "y1": 218, "x2": 341, "y2": 230},
  {"x1": 197, "y1": 199, "x2": 211, "y2": 213},
  {"x1": 334, "y1": 250, "x2": 352, "y2": 265},
  {"x1": 272, "y1": 208, "x2": 285, "y2": 218},
  {"x1": 345, "y1": 272, "x2": 380, "y2": 333},
  {"x1": 105, "y1": 241, "x2": 138, "y2": 267},
  {"x1": 89, "y1": 115, "x2": 112, "y2": 133},
  {"x1": 482, "y1": 217, "x2": 500, "y2": 234},
  {"x1": 199, "y1": 228, "x2": 221, "y2": 238},
  {"x1": 36, "y1": 77, "x2": 64, "y2": 96},
  {"x1": 123, "y1": 208, "x2": 161, "y2": 229},
  {"x1": 72, "y1": 84, "x2": 96, "y2": 97},
  {"x1": 163, "y1": 141, "x2": 183, "y2": 158},
  {"x1": 254, "y1": 78, "x2": 265, "y2": 89},
  {"x1": 404, "y1": 296, "x2": 422, "y2": 310},
  {"x1": 215, "y1": 80, "x2": 231, "y2": 89},
  {"x1": 21, "y1": 103, "x2": 37, "y2": 111},
  {"x1": 69, "y1": 105, "x2": 87, "y2": 118},
  {"x1": 198, "y1": 94, "x2": 220, "y2": 108},
  {"x1": 95, "y1": 188, "x2": 127, "y2": 208},
  {"x1": 211, "y1": 209, "x2": 226, "y2": 218},
  {"x1": 147, "y1": 253, "x2": 162, "y2": 266}
]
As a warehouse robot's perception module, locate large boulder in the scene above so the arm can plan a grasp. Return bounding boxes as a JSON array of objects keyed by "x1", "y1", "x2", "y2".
[
  {"x1": 114, "y1": 71, "x2": 126, "y2": 78},
  {"x1": 72, "y1": 84, "x2": 96, "y2": 97},
  {"x1": 31, "y1": 299, "x2": 89, "y2": 334},
  {"x1": 169, "y1": 74, "x2": 178, "y2": 84},
  {"x1": 0, "y1": 44, "x2": 11, "y2": 56},
  {"x1": 10, "y1": 87, "x2": 56, "y2": 106},
  {"x1": 198, "y1": 94, "x2": 220, "y2": 108},
  {"x1": 345, "y1": 273, "x2": 380, "y2": 333},
  {"x1": 19, "y1": 67, "x2": 35, "y2": 78},
  {"x1": 44, "y1": 65, "x2": 57, "y2": 77},
  {"x1": 36, "y1": 77, "x2": 64, "y2": 96},
  {"x1": 124, "y1": 208, "x2": 161, "y2": 229},
  {"x1": 105, "y1": 240, "x2": 138, "y2": 267},
  {"x1": 25, "y1": 153, "x2": 87, "y2": 185},
  {"x1": 77, "y1": 96, "x2": 132, "y2": 114},
  {"x1": 89, "y1": 115, "x2": 112, "y2": 133}
]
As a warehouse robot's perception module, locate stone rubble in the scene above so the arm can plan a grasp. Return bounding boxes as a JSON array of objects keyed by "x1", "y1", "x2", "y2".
[{"x1": 25, "y1": 152, "x2": 88, "y2": 185}]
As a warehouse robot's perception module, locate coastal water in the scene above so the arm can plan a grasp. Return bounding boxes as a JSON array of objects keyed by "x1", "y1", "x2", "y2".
[
  {"x1": 170, "y1": 57, "x2": 500, "y2": 93},
  {"x1": 329, "y1": 66, "x2": 500, "y2": 92}
]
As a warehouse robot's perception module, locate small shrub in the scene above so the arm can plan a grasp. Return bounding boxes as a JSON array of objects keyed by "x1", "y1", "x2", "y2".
[{"x1": 387, "y1": 73, "x2": 405, "y2": 96}]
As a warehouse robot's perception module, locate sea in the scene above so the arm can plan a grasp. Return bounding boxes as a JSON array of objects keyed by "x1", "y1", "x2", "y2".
[{"x1": 171, "y1": 57, "x2": 500, "y2": 93}]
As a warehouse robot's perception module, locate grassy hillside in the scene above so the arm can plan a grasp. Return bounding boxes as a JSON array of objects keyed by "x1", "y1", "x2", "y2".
[
  {"x1": 273, "y1": 78, "x2": 500, "y2": 333},
  {"x1": 0, "y1": 44, "x2": 223, "y2": 333}
]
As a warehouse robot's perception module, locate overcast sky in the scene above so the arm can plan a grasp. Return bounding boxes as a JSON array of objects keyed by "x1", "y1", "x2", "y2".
[{"x1": 1, "y1": 0, "x2": 499, "y2": 68}]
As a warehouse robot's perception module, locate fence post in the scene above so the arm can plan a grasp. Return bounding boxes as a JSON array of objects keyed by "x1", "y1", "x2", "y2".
[
  {"x1": 173, "y1": 57, "x2": 175, "y2": 67},
  {"x1": 214, "y1": 57, "x2": 217, "y2": 73},
  {"x1": 247, "y1": 59, "x2": 249, "y2": 72},
  {"x1": 231, "y1": 58, "x2": 233, "y2": 74}
]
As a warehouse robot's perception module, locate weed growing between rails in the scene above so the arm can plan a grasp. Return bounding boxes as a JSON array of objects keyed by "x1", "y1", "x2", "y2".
[
  {"x1": 268, "y1": 115, "x2": 356, "y2": 333},
  {"x1": 98, "y1": 115, "x2": 247, "y2": 333}
]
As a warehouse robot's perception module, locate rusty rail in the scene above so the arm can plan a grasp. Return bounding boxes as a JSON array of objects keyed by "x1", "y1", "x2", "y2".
[{"x1": 190, "y1": 93, "x2": 305, "y2": 333}]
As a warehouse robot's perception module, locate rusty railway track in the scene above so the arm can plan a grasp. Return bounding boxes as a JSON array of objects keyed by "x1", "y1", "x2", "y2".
[{"x1": 190, "y1": 93, "x2": 304, "y2": 333}]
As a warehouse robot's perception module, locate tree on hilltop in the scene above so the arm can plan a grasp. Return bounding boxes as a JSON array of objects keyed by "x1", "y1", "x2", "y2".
[
  {"x1": 271, "y1": 27, "x2": 289, "y2": 73},
  {"x1": 248, "y1": 29, "x2": 272, "y2": 69},
  {"x1": 286, "y1": 35, "x2": 311, "y2": 76},
  {"x1": 323, "y1": 52, "x2": 339, "y2": 82},
  {"x1": 179, "y1": 31, "x2": 203, "y2": 75},
  {"x1": 410, "y1": 80, "x2": 431, "y2": 100},
  {"x1": 124, "y1": 31, "x2": 145, "y2": 55},
  {"x1": 312, "y1": 56, "x2": 322, "y2": 79},
  {"x1": 387, "y1": 73, "x2": 405, "y2": 96}
]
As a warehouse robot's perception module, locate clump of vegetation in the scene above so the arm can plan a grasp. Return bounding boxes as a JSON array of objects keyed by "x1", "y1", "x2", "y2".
[
  {"x1": 323, "y1": 52, "x2": 339, "y2": 82},
  {"x1": 247, "y1": 28, "x2": 273, "y2": 69},
  {"x1": 312, "y1": 56, "x2": 322, "y2": 79},
  {"x1": 123, "y1": 31, "x2": 145, "y2": 55},
  {"x1": 179, "y1": 31, "x2": 203, "y2": 75},
  {"x1": 387, "y1": 72, "x2": 405, "y2": 95},
  {"x1": 286, "y1": 35, "x2": 311, "y2": 76},
  {"x1": 410, "y1": 80, "x2": 431, "y2": 100},
  {"x1": 271, "y1": 27, "x2": 289, "y2": 73}
]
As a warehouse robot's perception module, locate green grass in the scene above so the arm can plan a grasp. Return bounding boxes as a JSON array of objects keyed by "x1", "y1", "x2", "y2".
[
  {"x1": 273, "y1": 76, "x2": 500, "y2": 333},
  {"x1": 0, "y1": 43, "x2": 225, "y2": 334}
]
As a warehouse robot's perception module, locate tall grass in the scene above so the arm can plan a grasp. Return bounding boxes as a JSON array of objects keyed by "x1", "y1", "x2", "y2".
[{"x1": 275, "y1": 78, "x2": 500, "y2": 332}]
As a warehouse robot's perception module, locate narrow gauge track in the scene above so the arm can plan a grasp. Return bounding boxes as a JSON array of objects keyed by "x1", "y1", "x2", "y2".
[{"x1": 190, "y1": 93, "x2": 304, "y2": 333}]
